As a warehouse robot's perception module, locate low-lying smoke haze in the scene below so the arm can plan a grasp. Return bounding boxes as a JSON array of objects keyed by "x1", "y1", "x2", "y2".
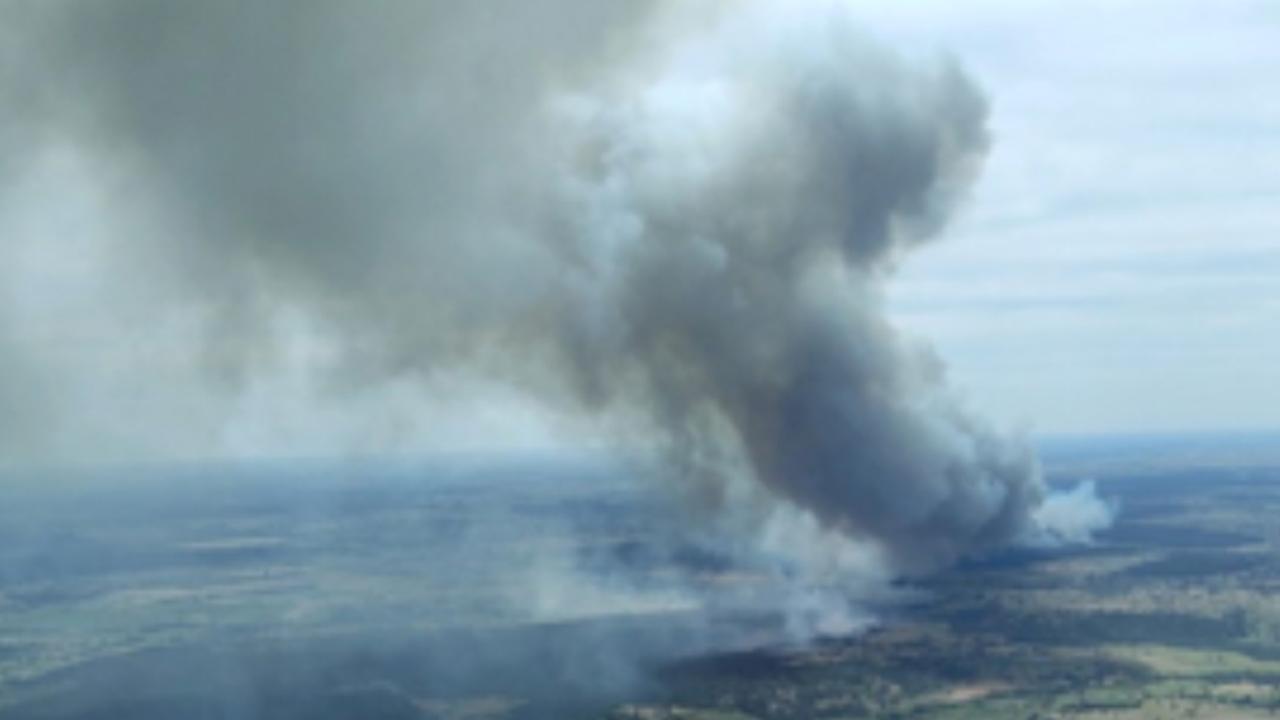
[{"x1": 0, "y1": 0, "x2": 1108, "y2": 624}]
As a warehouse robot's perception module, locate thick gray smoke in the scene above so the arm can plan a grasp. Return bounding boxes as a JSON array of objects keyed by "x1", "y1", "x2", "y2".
[{"x1": 0, "y1": 1, "x2": 1100, "y2": 588}]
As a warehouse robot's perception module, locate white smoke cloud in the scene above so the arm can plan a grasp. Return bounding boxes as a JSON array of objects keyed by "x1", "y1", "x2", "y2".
[
  {"x1": 0, "y1": 0, "x2": 1115, "y2": 623},
  {"x1": 1033, "y1": 480, "x2": 1118, "y2": 545}
]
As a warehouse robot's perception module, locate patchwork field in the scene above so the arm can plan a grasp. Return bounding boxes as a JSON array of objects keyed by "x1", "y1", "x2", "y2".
[
  {"x1": 607, "y1": 440, "x2": 1280, "y2": 719},
  {"x1": 3, "y1": 438, "x2": 1280, "y2": 719}
]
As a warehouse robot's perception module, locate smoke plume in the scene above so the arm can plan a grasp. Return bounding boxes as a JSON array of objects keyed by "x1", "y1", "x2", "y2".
[
  {"x1": 0, "y1": 0, "x2": 1106, "y2": 590},
  {"x1": 1034, "y1": 480, "x2": 1118, "y2": 545}
]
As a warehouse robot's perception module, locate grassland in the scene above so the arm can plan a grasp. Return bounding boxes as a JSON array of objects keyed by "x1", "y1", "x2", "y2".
[
  {"x1": 603, "y1": 460, "x2": 1280, "y2": 720},
  {"x1": 4, "y1": 447, "x2": 1280, "y2": 719}
]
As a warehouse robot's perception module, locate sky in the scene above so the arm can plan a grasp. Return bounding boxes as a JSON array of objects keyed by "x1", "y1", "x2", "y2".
[
  {"x1": 0, "y1": 1, "x2": 1277, "y2": 471},
  {"x1": 863, "y1": 0, "x2": 1280, "y2": 435}
]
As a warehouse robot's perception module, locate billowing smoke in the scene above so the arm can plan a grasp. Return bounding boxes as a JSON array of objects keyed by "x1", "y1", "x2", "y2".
[
  {"x1": 1, "y1": 0, "x2": 1108, "y2": 602},
  {"x1": 1034, "y1": 480, "x2": 1118, "y2": 545}
]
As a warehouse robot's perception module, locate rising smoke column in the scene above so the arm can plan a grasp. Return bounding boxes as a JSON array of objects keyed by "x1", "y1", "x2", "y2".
[
  {"x1": 0, "y1": 1, "x2": 1089, "y2": 579},
  {"x1": 544, "y1": 8, "x2": 1041, "y2": 573}
]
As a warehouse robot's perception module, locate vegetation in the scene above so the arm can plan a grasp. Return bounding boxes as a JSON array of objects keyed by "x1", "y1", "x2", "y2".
[{"x1": 5, "y1": 461, "x2": 1280, "y2": 718}]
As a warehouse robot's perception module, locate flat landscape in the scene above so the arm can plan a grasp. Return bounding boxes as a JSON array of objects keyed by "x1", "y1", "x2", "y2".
[
  {"x1": 3, "y1": 436, "x2": 1280, "y2": 719},
  {"x1": 3, "y1": 2, "x2": 1275, "y2": 719},
  {"x1": 615, "y1": 437, "x2": 1280, "y2": 719}
]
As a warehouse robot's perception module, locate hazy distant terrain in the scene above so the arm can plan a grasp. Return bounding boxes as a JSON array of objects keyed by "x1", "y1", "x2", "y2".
[
  {"x1": 3, "y1": 434, "x2": 1279, "y2": 719},
  {"x1": 2, "y1": 1, "x2": 1276, "y2": 718}
]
